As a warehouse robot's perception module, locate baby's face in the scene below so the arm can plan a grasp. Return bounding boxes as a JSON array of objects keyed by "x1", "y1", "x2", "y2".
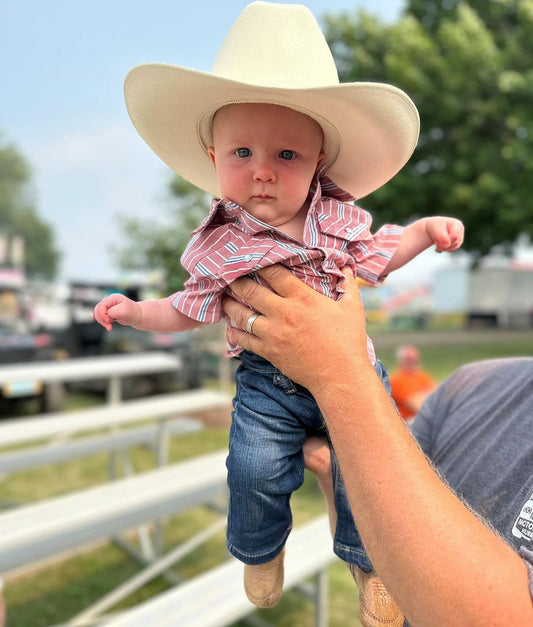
[{"x1": 208, "y1": 103, "x2": 323, "y2": 230}]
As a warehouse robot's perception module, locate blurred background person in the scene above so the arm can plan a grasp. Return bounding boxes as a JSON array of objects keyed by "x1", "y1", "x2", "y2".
[{"x1": 389, "y1": 344, "x2": 436, "y2": 424}]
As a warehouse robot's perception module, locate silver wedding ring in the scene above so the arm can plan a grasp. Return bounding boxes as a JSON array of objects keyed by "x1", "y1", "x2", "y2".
[{"x1": 245, "y1": 312, "x2": 261, "y2": 335}]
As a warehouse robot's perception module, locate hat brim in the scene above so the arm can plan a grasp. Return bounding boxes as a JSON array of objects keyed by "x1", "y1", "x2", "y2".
[{"x1": 125, "y1": 63, "x2": 420, "y2": 200}]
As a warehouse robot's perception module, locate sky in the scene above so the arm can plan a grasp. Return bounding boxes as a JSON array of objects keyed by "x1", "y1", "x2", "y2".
[{"x1": 1, "y1": 0, "x2": 462, "y2": 288}]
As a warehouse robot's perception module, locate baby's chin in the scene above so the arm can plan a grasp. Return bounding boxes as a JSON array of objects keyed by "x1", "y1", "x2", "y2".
[{"x1": 246, "y1": 201, "x2": 305, "y2": 224}]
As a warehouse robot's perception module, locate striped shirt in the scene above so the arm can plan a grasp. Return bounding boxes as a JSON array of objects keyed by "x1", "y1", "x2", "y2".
[{"x1": 170, "y1": 174, "x2": 404, "y2": 361}]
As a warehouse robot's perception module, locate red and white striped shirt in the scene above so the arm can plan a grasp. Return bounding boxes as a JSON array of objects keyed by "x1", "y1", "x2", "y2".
[{"x1": 170, "y1": 175, "x2": 403, "y2": 361}]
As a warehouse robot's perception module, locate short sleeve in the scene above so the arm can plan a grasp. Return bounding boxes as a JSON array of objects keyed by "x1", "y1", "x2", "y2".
[
  {"x1": 410, "y1": 382, "x2": 447, "y2": 458},
  {"x1": 350, "y1": 223, "x2": 404, "y2": 286},
  {"x1": 169, "y1": 274, "x2": 226, "y2": 324}
]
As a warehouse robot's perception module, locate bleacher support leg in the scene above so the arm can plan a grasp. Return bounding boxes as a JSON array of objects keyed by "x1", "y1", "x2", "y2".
[{"x1": 315, "y1": 568, "x2": 329, "y2": 627}]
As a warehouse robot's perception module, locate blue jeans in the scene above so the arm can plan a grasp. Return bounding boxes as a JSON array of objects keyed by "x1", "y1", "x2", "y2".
[{"x1": 226, "y1": 350, "x2": 388, "y2": 570}]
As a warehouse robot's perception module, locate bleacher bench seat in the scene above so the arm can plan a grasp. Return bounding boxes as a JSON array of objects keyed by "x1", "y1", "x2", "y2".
[
  {"x1": 0, "y1": 449, "x2": 228, "y2": 573},
  {"x1": 105, "y1": 515, "x2": 334, "y2": 627}
]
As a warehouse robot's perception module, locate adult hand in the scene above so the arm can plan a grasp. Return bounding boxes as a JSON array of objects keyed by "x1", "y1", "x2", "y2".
[{"x1": 222, "y1": 264, "x2": 371, "y2": 393}]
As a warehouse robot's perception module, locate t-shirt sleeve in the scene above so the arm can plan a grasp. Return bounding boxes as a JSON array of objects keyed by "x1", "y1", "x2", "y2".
[
  {"x1": 412, "y1": 361, "x2": 508, "y2": 455},
  {"x1": 410, "y1": 381, "x2": 446, "y2": 457}
]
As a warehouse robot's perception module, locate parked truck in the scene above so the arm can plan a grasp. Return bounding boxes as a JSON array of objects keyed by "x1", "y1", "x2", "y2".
[
  {"x1": 53, "y1": 280, "x2": 205, "y2": 395},
  {"x1": 0, "y1": 268, "x2": 62, "y2": 413}
]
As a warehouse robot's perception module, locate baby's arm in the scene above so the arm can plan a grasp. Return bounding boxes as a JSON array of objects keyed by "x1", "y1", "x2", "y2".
[
  {"x1": 384, "y1": 216, "x2": 464, "y2": 274},
  {"x1": 93, "y1": 293, "x2": 203, "y2": 333}
]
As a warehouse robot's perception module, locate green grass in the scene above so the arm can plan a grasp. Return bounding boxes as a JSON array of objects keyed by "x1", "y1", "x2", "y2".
[
  {"x1": 3, "y1": 329, "x2": 533, "y2": 626},
  {"x1": 372, "y1": 328, "x2": 533, "y2": 381},
  {"x1": 2, "y1": 426, "x2": 360, "y2": 627}
]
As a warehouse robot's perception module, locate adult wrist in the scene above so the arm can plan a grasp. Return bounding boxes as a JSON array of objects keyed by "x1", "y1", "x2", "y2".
[{"x1": 308, "y1": 355, "x2": 377, "y2": 405}]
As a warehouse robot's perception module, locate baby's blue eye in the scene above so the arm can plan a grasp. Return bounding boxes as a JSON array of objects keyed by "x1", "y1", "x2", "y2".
[
  {"x1": 236, "y1": 148, "x2": 251, "y2": 158},
  {"x1": 280, "y1": 150, "x2": 296, "y2": 160}
]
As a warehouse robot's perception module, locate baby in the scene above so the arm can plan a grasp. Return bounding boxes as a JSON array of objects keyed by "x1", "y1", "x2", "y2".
[{"x1": 93, "y1": 3, "x2": 463, "y2": 623}]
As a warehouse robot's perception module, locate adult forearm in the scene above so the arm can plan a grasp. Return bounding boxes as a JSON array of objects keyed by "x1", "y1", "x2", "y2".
[
  {"x1": 221, "y1": 265, "x2": 531, "y2": 625},
  {"x1": 313, "y1": 364, "x2": 532, "y2": 627}
]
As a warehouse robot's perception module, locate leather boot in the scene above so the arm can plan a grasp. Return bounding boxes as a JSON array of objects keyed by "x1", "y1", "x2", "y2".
[{"x1": 244, "y1": 547, "x2": 285, "y2": 608}]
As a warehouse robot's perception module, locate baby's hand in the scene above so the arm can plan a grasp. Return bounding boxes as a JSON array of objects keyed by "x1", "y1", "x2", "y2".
[
  {"x1": 93, "y1": 294, "x2": 142, "y2": 332},
  {"x1": 426, "y1": 217, "x2": 464, "y2": 252}
]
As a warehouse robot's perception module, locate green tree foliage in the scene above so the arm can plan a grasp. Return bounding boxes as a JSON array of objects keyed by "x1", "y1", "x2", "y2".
[
  {"x1": 114, "y1": 176, "x2": 209, "y2": 293},
  {"x1": 324, "y1": 1, "x2": 533, "y2": 259},
  {"x1": 0, "y1": 137, "x2": 60, "y2": 280},
  {"x1": 408, "y1": 0, "x2": 533, "y2": 47}
]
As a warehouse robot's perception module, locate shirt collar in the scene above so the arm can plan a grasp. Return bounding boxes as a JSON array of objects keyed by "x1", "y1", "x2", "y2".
[
  {"x1": 308, "y1": 168, "x2": 355, "y2": 204},
  {"x1": 192, "y1": 170, "x2": 355, "y2": 237}
]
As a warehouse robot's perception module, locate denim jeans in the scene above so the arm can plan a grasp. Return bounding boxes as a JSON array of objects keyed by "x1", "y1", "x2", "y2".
[{"x1": 226, "y1": 350, "x2": 388, "y2": 570}]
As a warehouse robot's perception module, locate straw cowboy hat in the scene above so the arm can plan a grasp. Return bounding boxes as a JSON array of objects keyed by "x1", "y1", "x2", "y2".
[{"x1": 124, "y1": 1, "x2": 420, "y2": 200}]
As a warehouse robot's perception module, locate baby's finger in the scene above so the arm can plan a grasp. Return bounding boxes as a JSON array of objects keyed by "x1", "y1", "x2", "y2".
[
  {"x1": 435, "y1": 236, "x2": 451, "y2": 252},
  {"x1": 93, "y1": 305, "x2": 112, "y2": 331},
  {"x1": 450, "y1": 225, "x2": 465, "y2": 248},
  {"x1": 100, "y1": 315, "x2": 113, "y2": 332}
]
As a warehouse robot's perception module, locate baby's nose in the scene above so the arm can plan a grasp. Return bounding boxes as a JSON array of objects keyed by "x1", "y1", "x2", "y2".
[{"x1": 253, "y1": 160, "x2": 276, "y2": 182}]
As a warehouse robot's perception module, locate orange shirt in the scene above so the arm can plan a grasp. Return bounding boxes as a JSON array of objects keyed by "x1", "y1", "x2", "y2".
[{"x1": 389, "y1": 369, "x2": 436, "y2": 421}]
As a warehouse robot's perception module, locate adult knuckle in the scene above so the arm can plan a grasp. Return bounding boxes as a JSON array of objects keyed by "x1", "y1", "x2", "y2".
[
  {"x1": 241, "y1": 281, "x2": 258, "y2": 303},
  {"x1": 264, "y1": 264, "x2": 284, "y2": 280}
]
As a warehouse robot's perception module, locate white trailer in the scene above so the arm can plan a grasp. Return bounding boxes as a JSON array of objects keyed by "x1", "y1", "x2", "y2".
[{"x1": 467, "y1": 267, "x2": 533, "y2": 328}]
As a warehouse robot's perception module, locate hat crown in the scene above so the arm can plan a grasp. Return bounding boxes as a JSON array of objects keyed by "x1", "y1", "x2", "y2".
[
  {"x1": 124, "y1": 1, "x2": 420, "y2": 200},
  {"x1": 212, "y1": 2, "x2": 339, "y2": 88}
]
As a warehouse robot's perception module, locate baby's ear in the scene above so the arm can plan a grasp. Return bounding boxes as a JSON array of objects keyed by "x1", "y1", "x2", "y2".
[{"x1": 208, "y1": 147, "x2": 216, "y2": 166}]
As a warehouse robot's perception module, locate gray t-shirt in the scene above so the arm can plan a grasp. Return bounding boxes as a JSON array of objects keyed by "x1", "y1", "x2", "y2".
[{"x1": 411, "y1": 357, "x2": 533, "y2": 598}]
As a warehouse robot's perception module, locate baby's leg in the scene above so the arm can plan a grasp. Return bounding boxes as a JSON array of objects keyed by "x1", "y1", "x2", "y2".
[
  {"x1": 226, "y1": 400, "x2": 306, "y2": 564},
  {"x1": 227, "y1": 358, "x2": 310, "y2": 606},
  {"x1": 303, "y1": 436, "x2": 337, "y2": 534},
  {"x1": 227, "y1": 411, "x2": 300, "y2": 607}
]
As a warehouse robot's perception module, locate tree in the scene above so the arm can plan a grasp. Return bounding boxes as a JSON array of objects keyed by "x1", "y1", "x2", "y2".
[
  {"x1": 323, "y1": 2, "x2": 533, "y2": 260},
  {"x1": 0, "y1": 137, "x2": 60, "y2": 280},
  {"x1": 407, "y1": 0, "x2": 533, "y2": 49},
  {"x1": 114, "y1": 176, "x2": 209, "y2": 293}
]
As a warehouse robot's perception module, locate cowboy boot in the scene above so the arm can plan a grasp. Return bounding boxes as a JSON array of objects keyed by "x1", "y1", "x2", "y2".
[
  {"x1": 349, "y1": 564, "x2": 404, "y2": 627},
  {"x1": 244, "y1": 547, "x2": 285, "y2": 608}
]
